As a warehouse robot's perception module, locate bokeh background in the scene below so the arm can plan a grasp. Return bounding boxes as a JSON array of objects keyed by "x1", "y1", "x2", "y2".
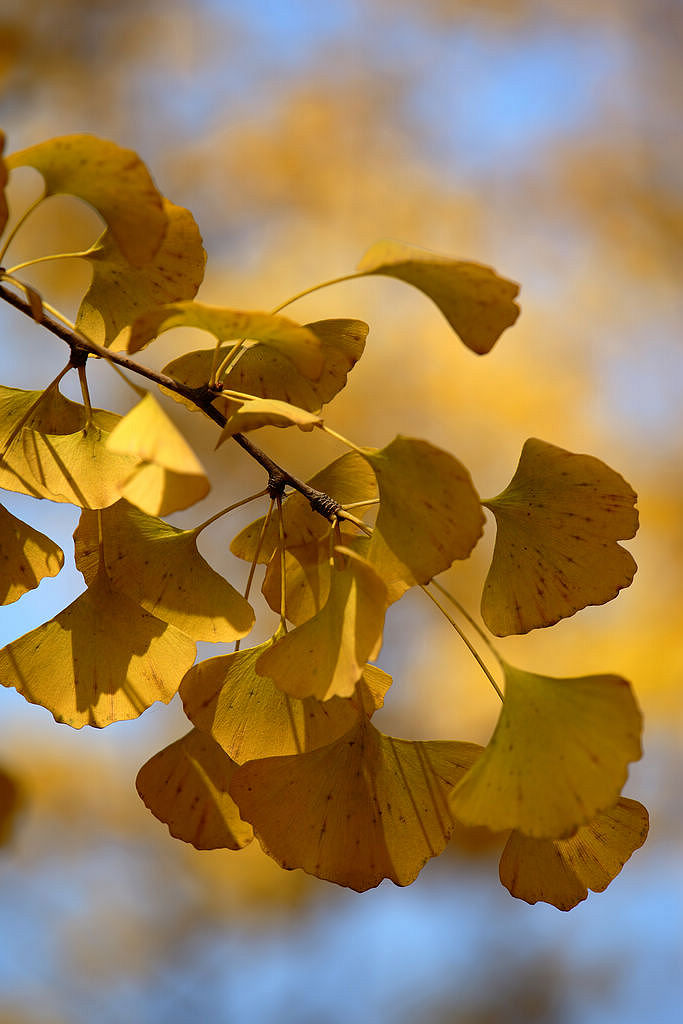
[{"x1": 0, "y1": 1, "x2": 681, "y2": 1021}]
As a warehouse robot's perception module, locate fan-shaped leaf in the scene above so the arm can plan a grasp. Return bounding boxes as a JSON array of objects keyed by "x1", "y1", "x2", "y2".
[
  {"x1": 499, "y1": 797, "x2": 649, "y2": 910},
  {"x1": 356, "y1": 240, "x2": 520, "y2": 354},
  {"x1": 481, "y1": 438, "x2": 639, "y2": 636},
  {"x1": 6, "y1": 134, "x2": 166, "y2": 266},
  {"x1": 0, "y1": 568, "x2": 196, "y2": 728},
  {"x1": 0, "y1": 503, "x2": 64, "y2": 605},
  {"x1": 256, "y1": 548, "x2": 387, "y2": 701},
  {"x1": 76, "y1": 198, "x2": 206, "y2": 350},
  {"x1": 136, "y1": 728, "x2": 253, "y2": 851},
  {"x1": 215, "y1": 396, "x2": 322, "y2": 442},
  {"x1": 450, "y1": 662, "x2": 642, "y2": 839},
  {"x1": 230, "y1": 717, "x2": 483, "y2": 891}
]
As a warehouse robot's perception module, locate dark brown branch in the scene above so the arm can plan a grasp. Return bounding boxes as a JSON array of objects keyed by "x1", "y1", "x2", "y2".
[{"x1": 0, "y1": 280, "x2": 343, "y2": 522}]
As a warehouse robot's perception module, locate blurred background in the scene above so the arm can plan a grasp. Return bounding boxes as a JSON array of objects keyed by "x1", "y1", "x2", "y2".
[{"x1": 0, "y1": 0, "x2": 681, "y2": 1021}]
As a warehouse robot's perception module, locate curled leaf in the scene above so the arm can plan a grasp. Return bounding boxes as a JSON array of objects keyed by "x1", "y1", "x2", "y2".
[
  {"x1": 481, "y1": 438, "x2": 639, "y2": 636},
  {"x1": 357, "y1": 240, "x2": 520, "y2": 354},
  {"x1": 0, "y1": 503, "x2": 64, "y2": 605},
  {"x1": 215, "y1": 396, "x2": 322, "y2": 442}
]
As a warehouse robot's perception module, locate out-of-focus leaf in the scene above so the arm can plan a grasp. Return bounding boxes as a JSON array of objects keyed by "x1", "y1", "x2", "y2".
[
  {"x1": 356, "y1": 240, "x2": 520, "y2": 354},
  {"x1": 499, "y1": 797, "x2": 649, "y2": 910},
  {"x1": 76, "y1": 198, "x2": 206, "y2": 350},
  {"x1": 230, "y1": 717, "x2": 483, "y2": 891},
  {"x1": 450, "y1": 662, "x2": 642, "y2": 839},
  {"x1": 6, "y1": 133, "x2": 166, "y2": 266},
  {"x1": 0, "y1": 568, "x2": 196, "y2": 728},
  {"x1": 0, "y1": 130, "x2": 8, "y2": 237},
  {"x1": 136, "y1": 729, "x2": 253, "y2": 851},
  {"x1": 0, "y1": 502, "x2": 63, "y2": 604},
  {"x1": 482, "y1": 438, "x2": 639, "y2": 635},
  {"x1": 0, "y1": 764, "x2": 23, "y2": 846},
  {"x1": 215, "y1": 395, "x2": 322, "y2": 442}
]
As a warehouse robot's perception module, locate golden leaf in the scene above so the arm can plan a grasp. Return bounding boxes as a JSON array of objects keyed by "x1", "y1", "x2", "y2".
[
  {"x1": 230, "y1": 717, "x2": 483, "y2": 891},
  {"x1": 481, "y1": 438, "x2": 639, "y2": 635},
  {"x1": 136, "y1": 728, "x2": 253, "y2": 851},
  {"x1": 450, "y1": 662, "x2": 643, "y2": 839},
  {"x1": 0, "y1": 503, "x2": 64, "y2": 605},
  {"x1": 499, "y1": 797, "x2": 649, "y2": 910},
  {"x1": 261, "y1": 538, "x2": 334, "y2": 625},
  {"x1": 215, "y1": 395, "x2": 322, "y2": 442},
  {"x1": 6, "y1": 133, "x2": 166, "y2": 266},
  {"x1": 357, "y1": 240, "x2": 520, "y2": 354}
]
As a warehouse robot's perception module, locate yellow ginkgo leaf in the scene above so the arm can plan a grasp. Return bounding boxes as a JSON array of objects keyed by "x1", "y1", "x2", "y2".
[
  {"x1": 74, "y1": 503, "x2": 254, "y2": 643},
  {"x1": 261, "y1": 538, "x2": 335, "y2": 625},
  {"x1": 128, "y1": 301, "x2": 323, "y2": 378},
  {"x1": 105, "y1": 393, "x2": 209, "y2": 515},
  {"x1": 0, "y1": 131, "x2": 8, "y2": 237},
  {"x1": 450, "y1": 662, "x2": 643, "y2": 839},
  {"x1": 256, "y1": 548, "x2": 388, "y2": 701},
  {"x1": 215, "y1": 396, "x2": 322, "y2": 443},
  {"x1": 76, "y1": 198, "x2": 206, "y2": 350},
  {"x1": 230, "y1": 717, "x2": 483, "y2": 891},
  {"x1": 356, "y1": 240, "x2": 520, "y2": 354},
  {"x1": 0, "y1": 502, "x2": 64, "y2": 605},
  {"x1": 6, "y1": 134, "x2": 166, "y2": 266},
  {"x1": 499, "y1": 797, "x2": 649, "y2": 910},
  {"x1": 136, "y1": 728, "x2": 253, "y2": 851},
  {"x1": 22, "y1": 423, "x2": 139, "y2": 509},
  {"x1": 180, "y1": 634, "x2": 391, "y2": 763},
  {"x1": 0, "y1": 568, "x2": 196, "y2": 728},
  {"x1": 231, "y1": 451, "x2": 377, "y2": 564},
  {"x1": 481, "y1": 438, "x2": 639, "y2": 636},
  {"x1": 362, "y1": 436, "x2": 484, "y2": 588}
]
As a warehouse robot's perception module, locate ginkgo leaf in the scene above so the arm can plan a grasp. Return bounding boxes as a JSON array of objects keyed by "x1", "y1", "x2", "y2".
[
  {"x1": 362, "y1": 436, "x2": 484, "y2": 589},
  {"x1": 128, "y1": 301, "x2": 323, "y2": 378},
  {"x1": 0, "y1": 131, "x2": 8, "y2": 237},
  {"x1": 499, "y1": 797, "x2": 649, "y2": 910},
  {"x1": 6, "y1": 134, "x2": 166, "y2": 266},
  {"x1": 450, "y1": 662, "x2": 642, "y2": 839},
  {"x1": 0, "y1": 502, "x2": 64, "y2": 604},
  {"x1": 0, "y1": 568, "x2": 196, "y2": 728},
  {"x1": 105, "y1": 393, "x2": 209, "y2": 515},
  {"x1": 74, "y1": 503, "x2": 254, "y2": 643},
  {"x1": 261, "y1": 538, "x2": 335, "y2": 625},
  {"x1": 255, "y1": 548, "x2": 387, "y2": 701},
  {"x1": 231, "y1": 451, "x2": 377, "y2": 564},
  {"x1": 180, "y1": 634, "x2": 391, "y2": 763},
  {"x1": 75, "y1": 198, "x2": 206, "y2": 350},
  {"x1": 215, "y1": 396, "x2": 322, "y2": 442},
  {"x1": 481, "y1": 438, "x2": 639, "y2": 636},
  {"x1": 136, "y1": 728, "x2": 253, "y2": 851},
  {"x1": 230, "y1": 717, "x2": 483, "y2": 891},
  {"x1": 356, "y1": 240, "x2": 520, "y2": 354},
  {"x1": 22, "y1": 423, "x2": 139, "y2": 509}
]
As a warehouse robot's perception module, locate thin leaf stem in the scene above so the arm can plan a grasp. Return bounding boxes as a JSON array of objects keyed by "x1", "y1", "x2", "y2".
[
  {"x1": 77, "y1": 364, "x2": 93, "y2": 430},
  {"x1": 320, "y1": 423, "x2": 364, "y2": 454},
  {"x1": 212, "y1": 339, "x2": 247, "y2": 387},
  {"x1": 430, "y1": 579, "x2": 505, "y2": 671},
  {"x1": 270, "y1": 272, "x2": 365, "y2": 315},
  {"x1": 235, "y1": 498, "x2": 275, "y2": 653},
  {"x1": 0, "y1": 192, "x2": 46, "y2": 264},
  {"x1": 277, "y1": 495, "x2": 288, "y2": 630},
  {"x1": 0, "y1": 361, "x2": 72, "y2": 457},
  {"x1": 192, "y1": 488, "x2": 269, "y2": 535},
  {"x1": 4, "y1": 250, "x2": 89, "y2": 276}
]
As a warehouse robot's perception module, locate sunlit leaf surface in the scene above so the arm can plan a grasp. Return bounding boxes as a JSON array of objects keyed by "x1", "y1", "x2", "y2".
[
  {"x1": 0, "y1": 568, "x2": 196, "y2": 728},
  {"x1": 450, "y1": 662, "x2": 642, "y2": 838},
  {"x1": 76, "y1": 198, "x2": 206, "y2": 350},
  {"x1": 136, "y1": 728, "x2": 253, "y2": 851},
  {"x1": 6, "y1": 133, "x2": 166, "y2": 265},
  {"x1": 482, "y1": 438, "x2": 639, "y2": 635},
  {"x1": 356, "y1": 240, "x2": 520, "y2": 354},
  {"x1": 499, "y1": 797, "x2": 649, "y2": 910},
  {"x1": 230, "y1": 717, "x2": 483, "y2": 891},
  {"x1": 215, "y1": 396, "x2": 322, "y2": 442},
  {"x1": 74, "y1": 503, "x2": 254, "y2": 643},
  {"x1": 0, "y1": 502, "x2": 63, "y2": 604}
]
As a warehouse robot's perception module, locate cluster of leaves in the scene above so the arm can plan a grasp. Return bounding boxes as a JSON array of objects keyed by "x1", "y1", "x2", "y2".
[{"x1": 0, "y1": 132, "x2": 648, "y2": 910}]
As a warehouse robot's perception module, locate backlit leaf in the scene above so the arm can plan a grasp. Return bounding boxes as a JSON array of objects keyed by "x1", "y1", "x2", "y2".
[
  {"x1": 6, "y1": 134, "x2": 166, "y2": 266},
  {"x1": 136, "y1": 728, "x2": 253, "y2": 851},
  {"x1": 0, "y1": 503, "x2": 64, "y2": 605},
  {"x1": 74, "y1": 503, "x2": 254, "y2": 643},
  {"x1": 363, "y1": 436, "x2": 484, "y2": 589},
  {"x1": 261, "y1": 538, "x2": 334, "y2": 625},
  {"x1": 357, "y1": 240, "x2": 520, "y2": 354},
  {"x1": 481, "y1": 438, "x2": 639, "y2": 636},
  {"x1": 105, "y1": 393, "x2": 209, "y2": 515},
  {"x1": 0, "y1": 568, "x2": 196, "y2": 728},
  {"x1": 230, "y1": 717, "x2": 482, "y2": 891},
  {"x1": 76, "y1": 198, "x2": 206, "y2": 350},
  {"x1": 450, "y1": 662, "x2": 642, "y2": 839},
  {"x1": 215, "y1": 396, "x2": 322, "y2": 442},
  {"x1": 255, "y1": 548, "x2": 387, "y2": 701},
  {"x1": 499, "y1": 797, "x2": 649, "y2": 910},
  {"x1": 0, "y1": 131, "x2": 8, "y2": 237},
  {"x1": 128, "y1": 302, "x2": 323, "y2": 377},
  {"x1": 181, "y1": 635, "x2": 391, "y2": 763}
]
